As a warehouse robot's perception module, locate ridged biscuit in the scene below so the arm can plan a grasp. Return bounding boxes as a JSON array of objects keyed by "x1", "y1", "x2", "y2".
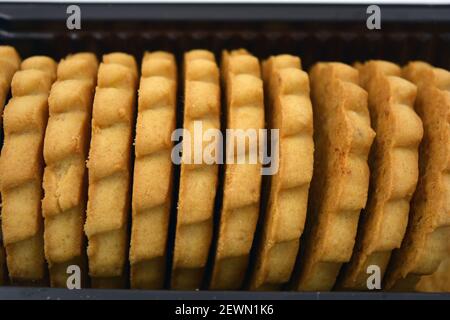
[
  {"x1": 85, "y1": 53, "x2": 138, "y2": 289},
  {"x1": 0, "y1": 46, "x2": 21, "y2": 117},
  {"x1": 129, "y1": 52, "x2": 176, "y2": 289},
  {"x1": 172, "y1": 50, "x2": 220, "y2": 289},
  {"x1": 250, "y1": 55, "x2": 314, "y2": 290},
  {"x1": 42, "y1": 53, "x2": 98, "y2": 287},
  {"x1": 296, "y1": 62, "x2": 375, "y2": 291},
  {"x1": 338, "y1": 61, "x2": 423, "y2": 290},
  {"x1": 384, "y1": 62, "x2": 450, "y2": 291},
  {"x1": 0, "y1": 46, "x2": 20, "y2": 285},
  {"x1": 210, "y1": 49, "x2": 264, "y2": 290},
  {"x1": 1, "y1": 56, "x2": 56, "y2": 284}
]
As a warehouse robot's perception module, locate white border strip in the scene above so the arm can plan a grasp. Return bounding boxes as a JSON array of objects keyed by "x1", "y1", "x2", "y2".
[{"x1": 2, "y1": 0, "x2": 450, "y2": 5}]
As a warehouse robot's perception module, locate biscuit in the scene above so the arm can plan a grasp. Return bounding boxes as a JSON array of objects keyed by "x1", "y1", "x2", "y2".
[
  {"x1": 0, "y1": 46, "x2": 20, "y2": 286},
  {"x1": 0, "y1": 46, "x2": 21, "y2": 119},
  {"x1": 209, "y1": 49, "x2": 264, "y2": 290},
  {"x1": 383, "y1": 62, "x2": 450, "y2": 291},
  {"x1": 249, "y1": 55, "x2": 313, "y2": 290},
  {"x1": 171, "y1": 50, "x2": 220, "y2": 289},
  {"x1": 129, "y1": 52, "x2": 177, "y2": 289},
  {"x1": 296, "y1": 62, "x2": 375, "y2": 291},
  {"x1": 85, "y1": 53, "x2": 138, "y2": 289},
  {"x1": 0, "y1": 56, "x2": 56, "y2": 284},
  {"x1": 42, "y1": 53, "x2": 98, "y2": 287},
  {"x1": 338, "y1": 61, "x2": 423, "y2": 290}
]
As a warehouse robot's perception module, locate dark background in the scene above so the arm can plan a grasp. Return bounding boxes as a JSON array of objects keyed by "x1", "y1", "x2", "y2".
[{"x1": 0, "y1": 3, "x2": 449, "y2": 70}]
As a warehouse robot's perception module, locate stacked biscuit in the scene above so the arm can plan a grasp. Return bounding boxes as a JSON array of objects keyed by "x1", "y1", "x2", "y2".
[
  {"x1": 210, "y1": 49, "x2": 265, "y2": 290},
  {"x1": 0, "y1": 45, "x2": 448, "y2": 292},
  {"x1": 85, "y1": 53, "x2": 138, "y2": 288},
  {"x1": 0, "y1": 46, "x2": 21, "y2": 285},
  {"x1": 129, "y1": 52, "x2": 177, "y2": 289},
  {"x1": 42, "y1": 53, "x2": 98, "y2": 287},
  {"x1": 1, "y1": 54, "x2": 56, "y2": 285},
  {"x1": 250, "y1": 55, "x2": 313, "y2": 290},
  {"x1": 296, "y1": 62, "x2": 375, "y2": 291},
  {"x1": 172, "y1": 50, "x2": 220, "y2": 289},
  {"x1": 338, "y1": 61, "x2": 423, "y2": 290},
  {"x1": 383, "y1": 62, "x2": 450, "y2": 291}
]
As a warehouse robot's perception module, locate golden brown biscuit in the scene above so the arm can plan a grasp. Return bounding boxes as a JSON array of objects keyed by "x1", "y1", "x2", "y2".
[
  {"x1": 384, "y1": 62, "x2": 450, "y2": 291},
  {"x1": 42, "y1": 53, "x2": 98, "y2": 287},
  {"x1": 0, "y1": 56, "x2": 56, "y2": 285},
  {"x1": 129, "y1": 52, "x2": 176, "y2": 289},
  {"x1": 338, "y1": 61, "x2": 423, "y2": 290},
  {"x1": 172, "y1": 50, "x2": 220, "y2": 289},
  {"x1": 0, "y1": 46, "x2": 21, "y2": 118},
  {"x1": 296, "y1": 62, "x2": 375, "y2": 291},
  {"x1": 85, "y1": 53, "x2": 138, "y2": 289},
  {"x1": 249, "y1": 55, "x2": 313, "y2": 290},
  {"x1": 209, "y1": 49, "x2": 264, "y2": 290},
  {"x1": 0, "y1": 46, "x2": 20, "y2": 285}
]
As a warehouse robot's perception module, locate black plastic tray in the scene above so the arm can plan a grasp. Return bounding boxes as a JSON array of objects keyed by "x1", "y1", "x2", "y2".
[
  {"x1": 0, "y1": 286, "x2": 448, "y2": 300},
  {"x1": 1, "y1": 3, "x2": 450, "y2": 69},
  {"x1": 0, "y1": 2, "x2": 449, "y2": 299},
  {"x1": 1, "y1": 2, "x2": 450, "y2": 22}
]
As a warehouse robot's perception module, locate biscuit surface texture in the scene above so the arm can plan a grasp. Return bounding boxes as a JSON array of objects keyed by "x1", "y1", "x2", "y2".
[
  {"x1": 85, "y1": 53, "x2": 138, "y2": 288},
  {"x1": 338, "y1": 60, "x2": 423, "y2": 290},
  {"x1": 250, "y1": 55, "x2": 314, "y2": 290},
  {"x1": 129, "y1": 51, "x2": 177, "y2": 289},
  {"x1": 42, "y1": 53, "x2": 98, "y2": 287},
  {"x1": 296, "y1": 62, "x2": 375, "y2": 291},
  {"x1": 384, "y1": 62, "x2": 450, "y2": 291},
  {"x1": 210, "y1": 49, "x2": 264, "y2": 290},
  {"x1": 1, "y1": 55, "x2": 56, "y2": 284},
  {"x1": 172, "y1": 50, "x2": 220, "y2": 289},
  {"x1": 415, "y1": 231, "x2": 450, "y2": 292}
]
